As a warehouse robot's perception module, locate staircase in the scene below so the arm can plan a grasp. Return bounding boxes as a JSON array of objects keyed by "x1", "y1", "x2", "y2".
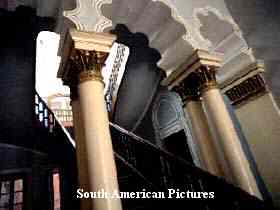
[
  {"x1": 34, "y1": 92, "x2": 277, "y2": 210},
  {"x1": 110, "y1": 123, "x2": 277, "y2": 210},
  {"x1": 34, "y1": 92, "x2": 78, "y2": 210}
]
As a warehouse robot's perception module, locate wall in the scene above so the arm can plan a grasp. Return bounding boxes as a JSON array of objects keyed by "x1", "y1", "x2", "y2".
[
  {"x1": 0, "y1": 7, "x2": 78, "y2": 210},
  {"x1": 235, "y1": 93, "x2": 280, "y2": 206},
  {"x1": 225, "y1": 0, "x2": 280, "y2": 106},
  {"x1": 112, "y1": 24, "x2": 165, "y2": 132},
  {"x1": 0, "y1": 6, "x2": 54, "y2": 147},
  {"x1": 0, "y1": 143, "x2": 53, "y2": 210}
]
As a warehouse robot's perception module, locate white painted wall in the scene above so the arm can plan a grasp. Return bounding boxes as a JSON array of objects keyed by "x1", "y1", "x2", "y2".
[{"x1": 36, "y1": 31, "x2": 69, "y2": 98}]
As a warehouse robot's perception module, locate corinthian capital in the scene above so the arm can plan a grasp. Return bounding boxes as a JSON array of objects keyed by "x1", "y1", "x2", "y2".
[
  {"x1": 173, "y1": 73, "x2": 200, "y2": 104},
  {"x1": 162, "y1": 49, "x2": 221, "y2": 101},
  {"x1": 58, "y1": 29, "x2": 116, "y2": 86},
  {"x1": 195, "y1": 66, "x2": 218, "y2": 93}
]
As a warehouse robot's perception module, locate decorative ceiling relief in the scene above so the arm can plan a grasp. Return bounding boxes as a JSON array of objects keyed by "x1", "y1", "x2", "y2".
[
  {"x1": 94, "y1": 0, "x2": 113, "y2": 32},
  {"x1": 158, "y1": 38, "x2": 194, "y2": 76},
  {"x1": 151, "y1": 0, "x2": 198, "y2": 48},
  {"x1": 100, "y1": 0, "x2": 195, "y2": 47},
  {"x1": 63, "y1": 0, "x2": 112, "y2": 31},
  {"x1": 97, "y1": 0, "x2": 197, "y2": 73},
  {"x1": 191, "y1": 6, "x2": 259, "y2": 85},
  {"x1": 62, "y1": 0, "x2": 261, "y2": 88},
  {"x1": 193, "y1": 6, "x2": 249, "y2": 63},
  {"x1": 63, "y1": 0, "x2": 85, "y2": 30}
]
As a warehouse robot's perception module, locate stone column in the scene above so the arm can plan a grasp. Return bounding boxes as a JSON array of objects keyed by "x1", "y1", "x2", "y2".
[
  {"x1": 163, "y1": 50, "x2": 262, "y2": 198},
  {"x1": 70, "y1": 86, "x2": 91, "y2": 210},
  {"x1": 58, "y1": 29, "x2": 122, "y2": 210},
  {"x1": 78, "y1": 52, "x2": 121, "y2": 210},
  {"x1": 220, "y1": 62, "x2": 273, "y2": 200},
  {"x1": 197, "y1": 66, "x2": 262, "y2": 199},
  {"x1": 174, "y1": 75, "x2": 225, "y2": 178}
]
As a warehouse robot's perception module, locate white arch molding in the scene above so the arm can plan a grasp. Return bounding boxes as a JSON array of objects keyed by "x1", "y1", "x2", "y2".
[
  {"x1": 152, "y1": 90, "x2": 202, "y2": 167},
  {"x1": 62, "y1": 0, "x2": 198, "y2": 73},
  {"x1": 1, "y1": 0, "x2": 257, "y2": 80},
  {"x1": 61, "y1": 0, "x2": 265, "y2": 98}
]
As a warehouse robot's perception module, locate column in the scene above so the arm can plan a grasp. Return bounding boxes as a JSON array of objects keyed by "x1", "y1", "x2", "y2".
[
  {"x1": 78, "y1": 51, "x2": 121, "y2": 210},
  {"x1": 70, "y1": 86, "x2": 91, "y2": 210},
  {"x1": 197, "y1": 66, "x2": 262, "y2": 199},
  {"x1": 58, "y1": 29, "x2": 122, "y2": 210},
  {"x1": 220, "y1": 62, "x2": 272, "y2": 200},
  {"x1": 163, "y1": 50, "x2": 262, "y2": 198},
  {"x1": 174, "y1": 75, "x2": 226, "y2": 178}
]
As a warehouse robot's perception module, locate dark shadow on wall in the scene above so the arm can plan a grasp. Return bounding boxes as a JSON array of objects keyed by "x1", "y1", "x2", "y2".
[
  {"x1": 224, "y1": 0, "x2": 280, "y2": 107},
  {"x1": 0, "y1": 7, "x2": 78, "y2": 210},
  {"x1": 0, "y1": 6, "x2": 55, "y2": 147},
  {"x1": 111, "y1": 24, "x2": 166, "y2": 132}
]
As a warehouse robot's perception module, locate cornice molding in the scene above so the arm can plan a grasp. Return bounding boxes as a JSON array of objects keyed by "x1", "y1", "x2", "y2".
[
  {"x1": 70, "y1": 29, "x2": 116, "y2": 52},
  {"x1": 221, "y1": 61, "x2": 267, "y2": 106},
  {"x1": 162, "y1": 49, "x2": 221, "y2": 89},
  {"x1": 224, "y1": 74, "x2": 267, "y2": 107},
  {"x1": 58, "y1": 29, "x2": 116, "y2": 84},
  {"x1": 221, "y1": 61, "x2": 265, "y2": 92}
]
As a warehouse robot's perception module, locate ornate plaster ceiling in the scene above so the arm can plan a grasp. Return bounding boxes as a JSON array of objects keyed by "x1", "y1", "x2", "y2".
[
  {"x1": 62, "y1": 0, "x2": 256, "y2": 85},
  {"x1": 224, "y1": 0, "x2": 280, "y2": 105},
  {"x1": 3, "y1": 0, "x2": 280, "y2": 104}
]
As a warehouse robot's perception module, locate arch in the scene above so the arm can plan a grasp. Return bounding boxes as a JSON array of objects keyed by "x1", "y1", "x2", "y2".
[
  {"x1": 152, "y1": 88, "x2": 201, "y2": 166},
  {"x1": 111, "y1": 25, "x2": 164, "y2": 131},
  {"x1": 62, "y1": 0, "x2": 259, "y2": 85},
  {"x1": 63, "y1": 0, "x2": 197, "y2": 73}
]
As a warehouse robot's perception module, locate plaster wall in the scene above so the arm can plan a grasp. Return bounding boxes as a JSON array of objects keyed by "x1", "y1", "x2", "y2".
[{"x1": 235, "y1": 93, "x2": 280, "y2": 206}]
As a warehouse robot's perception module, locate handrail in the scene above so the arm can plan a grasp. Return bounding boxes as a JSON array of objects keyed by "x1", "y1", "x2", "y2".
[
  {"x1": 110, "y1": 122, "x2": 222, "y2": 178},
  {"x1": 110, "y1": 122, "x2": 276, "y2": 210},
  {"x1": 114, "y1": 152, "x2": 160, "y2": 191},
  {"x1": 32, "y1": 95, "x2": 275, "y2": 209},
  {"x1": 34, "y1": 92, "x2": 56, "y2": 133},
  {"x1": 34, "y1": 91, "x2": 75, "y2": 147}
]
